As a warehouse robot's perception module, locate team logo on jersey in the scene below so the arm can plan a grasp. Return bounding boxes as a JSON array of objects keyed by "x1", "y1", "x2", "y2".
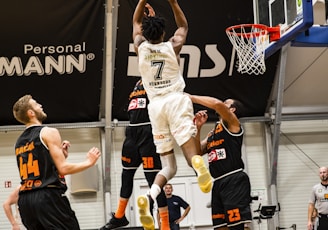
[
  {"x1": 128, "y1": 98, "x2": 147, "y2": 110},
  {"x1": 208, "y1": 148, "x2": 226, "y2": 163}
]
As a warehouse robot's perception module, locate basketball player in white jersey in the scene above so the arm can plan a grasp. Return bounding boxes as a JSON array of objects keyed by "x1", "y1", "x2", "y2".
[{"x1": 132, "y1": 1, "x2": 212, "y2": 229}]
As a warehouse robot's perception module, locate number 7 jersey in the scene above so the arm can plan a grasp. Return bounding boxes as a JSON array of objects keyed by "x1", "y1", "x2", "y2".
[{"x1": 137, "y1": 41, "x2": 185, "y2": 101}]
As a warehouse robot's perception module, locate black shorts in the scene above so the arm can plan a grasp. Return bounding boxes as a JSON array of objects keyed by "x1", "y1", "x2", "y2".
[
  {"x1": 122, "y1": 124, "x2": 161, "y2": 171},
  {"x1": 318, "y1": 214, "x2": 328, "y2": 230},
  {"x1": 211, "y1": 171, "x2": 252, "y2": 228},
  {"x1": 18, "y1": 188, "x2": 80, "y2": 230}
]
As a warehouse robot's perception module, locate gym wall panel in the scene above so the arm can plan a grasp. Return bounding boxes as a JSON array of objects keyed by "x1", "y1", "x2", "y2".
[
  {"x1": 133, "y1": 177, "x2": 212, "y2": 229},
  {"x1": 0, "y1": 145, "x2": 22, "y2": 230},
  {"x1": 277, "y1": 120, "x2": 328, "y2": 229},
  {"x1": 243, "y1": 122, "x2": 270, "y2": 230}
]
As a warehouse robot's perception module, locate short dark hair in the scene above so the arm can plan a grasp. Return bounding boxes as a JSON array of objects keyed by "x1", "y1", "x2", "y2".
[
  {"x1": 230, "y1": 99, "x2": 245, "y2": 118},
  {"x1": 142, "y1": 16, "x2": 165, "y2": 41}
]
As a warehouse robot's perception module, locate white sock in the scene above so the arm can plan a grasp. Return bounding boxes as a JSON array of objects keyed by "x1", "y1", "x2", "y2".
[{"x1": 149, "y1": 184, "x2": 161, "y2": 200}]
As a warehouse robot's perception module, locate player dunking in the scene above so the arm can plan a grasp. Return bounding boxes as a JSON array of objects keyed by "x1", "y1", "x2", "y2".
[{"x1": 132, "y1": 0, "x2": 212, "y2": 229}]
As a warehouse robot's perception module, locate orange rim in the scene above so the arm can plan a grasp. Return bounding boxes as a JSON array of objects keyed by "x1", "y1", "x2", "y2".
[{"x1": 226, "y1": 24, "x2": 268, "y2": 38}]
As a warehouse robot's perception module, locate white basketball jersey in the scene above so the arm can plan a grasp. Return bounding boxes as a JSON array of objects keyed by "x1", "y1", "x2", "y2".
[{"x1": 138, "y1": 41, "x2": 185, "y2": 100}]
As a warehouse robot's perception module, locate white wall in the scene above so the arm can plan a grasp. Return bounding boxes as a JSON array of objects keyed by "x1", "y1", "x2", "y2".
[{"x1": 277, "y1": 120, "x2": 328, "y2": 229}]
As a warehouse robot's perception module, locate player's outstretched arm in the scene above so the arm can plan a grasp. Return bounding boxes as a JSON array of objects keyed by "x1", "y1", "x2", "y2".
[
  {"x1": 168, "y1": 0, "x2": 188, "y2": 54},
  {"x1": 42, "y1": 127, "x2": 101, "y2": 175},
  {"x1": 189, "y1": 94, "x2": 240, "y2": 132},
  {"x1": 133, "y1": 0, "x2": 147, "y2": 54}
]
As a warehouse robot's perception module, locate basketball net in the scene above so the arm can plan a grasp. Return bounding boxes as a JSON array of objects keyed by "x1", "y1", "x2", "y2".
[{"x1": 226, "y1": 24, "x2": 270, "y2": 75}]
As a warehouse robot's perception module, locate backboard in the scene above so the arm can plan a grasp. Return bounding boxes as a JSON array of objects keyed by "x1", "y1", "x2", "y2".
[{"x1": 253, "y1": 0, "x2": 313, "y2": 58}]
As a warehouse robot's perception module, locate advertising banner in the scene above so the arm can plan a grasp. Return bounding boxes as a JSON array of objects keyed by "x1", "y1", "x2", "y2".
[{"x1": 0, "y1": 0, "x2": 105, "y2": 125}]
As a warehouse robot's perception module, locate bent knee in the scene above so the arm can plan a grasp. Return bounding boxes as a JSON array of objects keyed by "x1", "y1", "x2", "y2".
[{"x1": 159, "y1": 164, "x2": 177, "y2": 181}]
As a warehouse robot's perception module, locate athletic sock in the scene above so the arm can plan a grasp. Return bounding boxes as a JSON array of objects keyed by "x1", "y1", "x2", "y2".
[
  {"x1": 115, "y1": 198, "x2": 128, "y2": 218},
  {"x1": 149, "y1": 184, "x2": 161, "y2": 200},
  {"x1": 159, "y1": 210, "x2": 169, "y2": 230}
]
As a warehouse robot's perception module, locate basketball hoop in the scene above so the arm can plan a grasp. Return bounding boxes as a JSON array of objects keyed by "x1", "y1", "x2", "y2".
[{"x1": 226, "y1": 24, "x2": 280, "y2": 75}]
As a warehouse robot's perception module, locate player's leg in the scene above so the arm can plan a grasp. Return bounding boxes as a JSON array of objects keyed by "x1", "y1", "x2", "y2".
[
  {"x1": 145, "y1": 99, "x2": 177, "y2": 201},
  {"x1": 139, "y1": 97, "x2": 176, "y2": 230},
  {"x1": 144, "y1": 171, "x2": 169, "y2": 230},
  {"x1": 100, "y1": 127, "x2": 139, "y2": 229},
  {"x1": 170, "y1": 93, "x2": 212, "y2": 193},
  {"x1": 139, "y1": 152, "x2": 176, "y2": 230},
  {"x1": 212, "y1": 182, "x2": 229, "y2": 230},
  {"x1": 180, "y1": 137, "x2": 212, "y2": 193},
  {"x1": 223, "y1": 172, "x2": 252, "y2": 229},
  {"x1": 100, "y1": 168, "x2": 136, "y2": 230},
  {"x1": 30, "y1": 189, "x2": 80, "y2": 230},
  {"x1": 141, "y1": 132, "x2": 170, "y2": 230}
]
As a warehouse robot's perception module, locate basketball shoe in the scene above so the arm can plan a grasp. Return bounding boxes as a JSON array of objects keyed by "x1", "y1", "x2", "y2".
[
  {"x1": 137, "y1": 194, "x2": 155, "y2": 230},
  {"x1": 192, "y1": 155, "x2": 212, "y2": 193},
  {"x1": 99, "y1": 212, "x2": 129, "y2": 229}
]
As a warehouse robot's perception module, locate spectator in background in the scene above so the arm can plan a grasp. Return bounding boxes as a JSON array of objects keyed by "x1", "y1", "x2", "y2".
[
  {"x1": 162, "y1": 183, "x2": 191, "y2": 230},
  {"x1": 308, "y1": 166, "x2": 328, "y2": 230}
]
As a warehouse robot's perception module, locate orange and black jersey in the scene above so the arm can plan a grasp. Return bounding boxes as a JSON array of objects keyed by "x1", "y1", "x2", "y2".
[
  {"x1": 206, "y1": 121, "x2": 244, "y2": 178},
  {"x1": 128, "y1": 80, "x2": 150, "y2": 124},
  {"x1": 15, "y1": 125, "x2": 67, "y2": 193}
]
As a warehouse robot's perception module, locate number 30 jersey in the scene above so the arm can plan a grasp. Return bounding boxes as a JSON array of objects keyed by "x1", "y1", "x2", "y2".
[{"x1": 15, "y1": 125, "x2": 67, "y2": 193}]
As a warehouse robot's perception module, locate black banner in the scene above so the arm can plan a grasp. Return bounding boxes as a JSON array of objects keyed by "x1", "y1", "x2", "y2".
[
  {"x1": 112, "y1": 0, "x2": 280, "y2": 121},
  {"x1": 0, "y1": 0, "x2": 105, "y2": 125}
]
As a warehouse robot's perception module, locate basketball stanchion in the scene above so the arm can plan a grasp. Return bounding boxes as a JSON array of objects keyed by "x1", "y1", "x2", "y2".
[{"x1": 226, "y1": 24, "x2": 280, "y2": 75}]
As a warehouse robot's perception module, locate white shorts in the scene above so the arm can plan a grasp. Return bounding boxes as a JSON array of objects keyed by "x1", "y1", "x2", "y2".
[{"x1": 148, "y1": 92, "x2": 197, "y2": 153}]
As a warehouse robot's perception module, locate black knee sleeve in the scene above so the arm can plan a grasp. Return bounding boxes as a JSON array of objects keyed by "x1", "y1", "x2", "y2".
[
  {"x1": 156, "y1": 188, "x2": 167, "y2": 208},
  {"x1": 120, "y1": 169, "x2": 136, "y2": 198},
  {"x1": 144, "y1": 171, "x2": 157, "y2": 188}
]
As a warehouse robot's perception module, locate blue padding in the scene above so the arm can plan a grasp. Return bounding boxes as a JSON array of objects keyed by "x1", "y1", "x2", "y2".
[
  {"x1": 265, "y1": 0, "x2": 313, "y2": 58},
  {"x1": 292, "y1": 26, "x2": 328, "y2": 47}
]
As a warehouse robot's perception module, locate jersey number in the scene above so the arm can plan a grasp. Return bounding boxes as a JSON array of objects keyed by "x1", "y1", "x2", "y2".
[
  {"x1": 142, "y1": 157, "x2": 154, "y2": 169},
  {"x1": 19, "y1": 153, "x2": 40, "y2": 179},
  {"x1": 227, "y1": 208, "x2": 241, "y2": 222},
  {"x1": 151, "y1": 60, "x2": 165, "y2": 80}
]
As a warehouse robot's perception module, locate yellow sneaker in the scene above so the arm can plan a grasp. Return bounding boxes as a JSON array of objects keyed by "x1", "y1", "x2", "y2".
[
  {"x1": 137, "y1": 195, "x2": 155, "y2": 230},
  {"x1": 192, "y1": 155, "x2": 212, "y2": 193}
]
